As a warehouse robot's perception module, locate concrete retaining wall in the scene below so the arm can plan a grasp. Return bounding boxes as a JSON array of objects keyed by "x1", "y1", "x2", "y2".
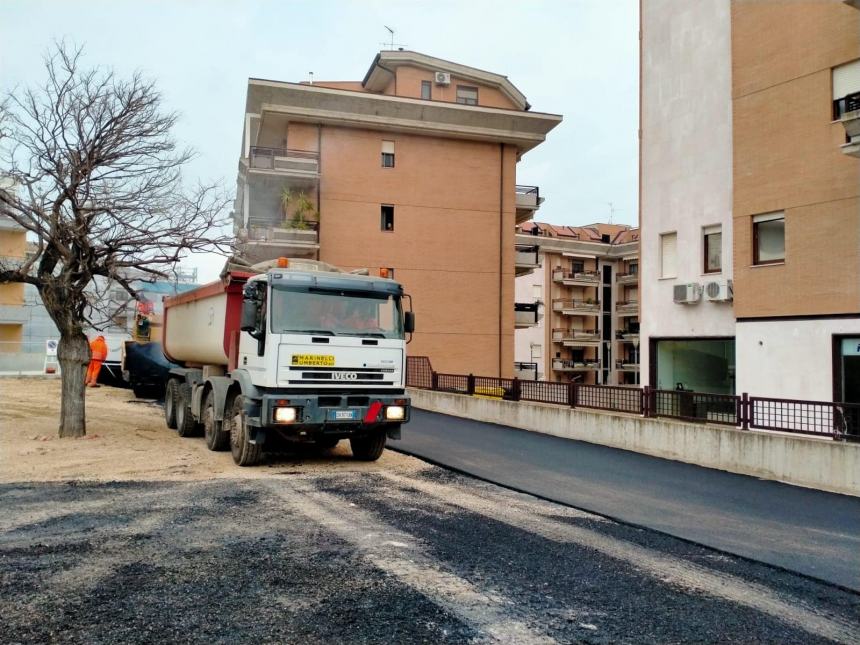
[{"x1": 409, "y1": 388, "x2": 860, "y2": 497}]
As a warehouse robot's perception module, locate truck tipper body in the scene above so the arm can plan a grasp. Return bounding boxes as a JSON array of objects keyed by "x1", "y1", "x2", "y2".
[{"x1": 161, "y1": 259, "x2": 414, "y2": 465}]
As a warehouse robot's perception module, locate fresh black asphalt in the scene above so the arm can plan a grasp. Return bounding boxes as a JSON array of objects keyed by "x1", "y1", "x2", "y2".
[{"x1": 394, "y1": 408, "x2": 860, "y2": 591}]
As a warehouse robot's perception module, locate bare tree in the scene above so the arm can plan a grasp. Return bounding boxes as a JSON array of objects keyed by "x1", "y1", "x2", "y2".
[{"x1": 0, "y1": 43, "x2": 231, "y2": 437}]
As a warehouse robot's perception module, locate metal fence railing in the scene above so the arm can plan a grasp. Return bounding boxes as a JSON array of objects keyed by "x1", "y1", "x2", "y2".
[{"x1": 404, "y1": 356, "x2": 859, "y2": 442}]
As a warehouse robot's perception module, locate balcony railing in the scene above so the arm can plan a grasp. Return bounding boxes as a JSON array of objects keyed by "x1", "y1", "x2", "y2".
[
  {"x1": 616, "y1": 329, "x2": 640, "y2": 342},
  {"x1": 515, "y1": 302, "x2": 541, "y2": 328},
  {"x1": 552, "y1": 328, "x2": 600, "y2": 344},
  {"x1": 239, "y1": 223, "x2": 320, "y2": 261},
  {"x1": 834, "y1": 91, "x2": 860, "y2": 120},
  {"x1": 514, "y1": 361, "x2": 539, "y2": 381},
  {"x1": 837, "y1": 92, "x2": 860, "y2": 158},
  {"x1": 616, "y1": 300, "x2": 639, "y2": 315},
  {"x1": 616, "y1": 272, "x2": 638, "y2": 284},
  {"x1": 514, "y1": 244, "x2": 540, "y2": 275},
  {"x1": 552, "y1": 358, "x2": 600, "y2": 371},
  {"x1": 248, "y1": 146, "x2": 320, "y2": 174},
  {"x1": 552, "y1": 269, "x2": 601, "y2": 285},
  {"x1": 515, "y1": 185, "x2": 542, "y2": 223},
  {"x1": 615, "y1": 359, "x2": 640, "y2": 371},
  {"x1": 552, "y1": 299, "x2": 600, "y2": 315}
]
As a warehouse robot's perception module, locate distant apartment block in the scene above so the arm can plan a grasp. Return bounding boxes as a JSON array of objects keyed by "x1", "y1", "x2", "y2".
[
  {"x1": 514, "y1": 222, "x2": 639, "y2": 385},
  {"x1": 233, "y1": 50, "x2": 561, "y2": 376},
  {"x1": 640, "y1": 0, "x2": 860, "y2": 403},
  {"x1": 0, "y1": 184, "x2": 27, "y2": 353}
]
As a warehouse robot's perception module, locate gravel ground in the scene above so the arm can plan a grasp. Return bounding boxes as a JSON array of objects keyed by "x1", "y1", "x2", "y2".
[
  {"x1": 2, "y1": 472, "x2": 859, "y2": 644},
  {"x1": 2, "y1": 378, "x2": 859, "y2": 643}
]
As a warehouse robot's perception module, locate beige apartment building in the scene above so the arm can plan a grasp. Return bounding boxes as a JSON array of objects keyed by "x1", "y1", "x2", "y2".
[
  {"x1": 234, "y1": 50, "x2": 561, "y2": 377},
  {"x1": 514, "y1": 222, "x2": 639, "y2": 385},
  {"x1": 0, "y1": 189, "x2": 27, "y2": 351},
  {"x1": 641, "y1": 0, "x2": 860, "y2": 403}
]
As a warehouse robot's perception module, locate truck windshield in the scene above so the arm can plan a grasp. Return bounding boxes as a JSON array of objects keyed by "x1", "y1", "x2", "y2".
[{"x1": 271, "y1": 286, "x2": 404, "y2": 339}]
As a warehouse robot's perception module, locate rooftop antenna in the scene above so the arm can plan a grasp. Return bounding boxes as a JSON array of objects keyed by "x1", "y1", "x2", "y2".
[
  {"x1": 380, "y1": 25, "x2": 406, "y2": 50},
  {"x1": 607, "y1": 202, "x2": 618, "y2": 225},
  {"x1": 308, "y1": 71, "x2": 314, "y2": 85}
]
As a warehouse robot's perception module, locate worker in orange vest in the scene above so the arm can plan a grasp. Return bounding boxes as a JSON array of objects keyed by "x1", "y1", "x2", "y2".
[{"x1": 86, "y1": 335, "x2": 108, "y2": 388}]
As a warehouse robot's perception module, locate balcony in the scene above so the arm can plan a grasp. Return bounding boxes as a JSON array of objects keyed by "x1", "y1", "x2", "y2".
[
  {"x1": 552, "y1": 269, "x2": 601, "y2": 287},
  {"x1": 552, "y1": 328, "x2": 600, "y2": 347},
  {"x1": 248, "y1": 147, "x2": 320, "y2": 178},
  {"x1": 616, "y1": 272, "x2": 638, "y2": 285},
  {"x1": 615, "y1": 301, "x2": 638, "y2": 316},
  {"x1": 552, "y1": 358, "x2": 600, "y2": 372},
  {"x1": 514, "y1": 361, "x2": 539, "y2": 381},
  {"x1": 615, "y1": 359, "x2": 640, "y2": 371},
  {"x1": 552, "y1": 299, "x2": 600, "y2": 316},
  {"x1": 515, "y1": 302, "x2": 541, "y2": 329},
  {"x1": 237, "y1": 222, "x2": 320, "y2": 264},
  {"x1": 515, "y1": 244, "x2": 540, "y2": 277},
  {"x1": 0, "y1": 303, "x2": 28, "y2": 324},
  {"x1": 515, "y1": 185, "x2": 543, "y2": 224},
  {"x1": 616, "y1": 329, "x2": 640, "y2": 343}
]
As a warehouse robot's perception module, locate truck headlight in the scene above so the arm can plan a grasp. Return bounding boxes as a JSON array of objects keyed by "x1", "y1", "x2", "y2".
[
  {"x1": 274, "y1": 407, "x2": 297, "y2": 423},
  {"x1": 385, "y1": 405, "x2": 405, "y2": 421}
]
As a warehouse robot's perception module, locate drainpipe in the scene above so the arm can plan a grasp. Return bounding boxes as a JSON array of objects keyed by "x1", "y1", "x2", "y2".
[{"x1": 499, "y1": 143, "x2": 505, "y2": 377}]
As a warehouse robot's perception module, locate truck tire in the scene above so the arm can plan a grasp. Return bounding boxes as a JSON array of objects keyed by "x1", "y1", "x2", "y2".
[
  {"x1": 164, "y1": 379, "x2": 179, "y2": 429},
  {"x1": 176, "y1": 383, "x2": 201, "y2": 438},
  {"x1": 350, "y1": 432, "x2": 387, "y2": 461},
  {"x1": 203, "y1": 390, "x2": 230, "y2": 451},
  {"x1": 230, "y1": 394, "x2": 262, "y2": 467}
]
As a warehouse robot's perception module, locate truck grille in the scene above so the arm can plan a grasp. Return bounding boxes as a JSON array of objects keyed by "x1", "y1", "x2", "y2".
[{"x1": 285, "y1": 366, "x2": 397, "y2": 386}]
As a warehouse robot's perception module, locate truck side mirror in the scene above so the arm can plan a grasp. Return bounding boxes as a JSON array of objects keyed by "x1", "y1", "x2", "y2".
[
  {"x1": 240, "y1": 298, "x2": 258, "y2": 333},
  {"x1": 404, "y1": 311, "x2": 415, "y2": 334}
]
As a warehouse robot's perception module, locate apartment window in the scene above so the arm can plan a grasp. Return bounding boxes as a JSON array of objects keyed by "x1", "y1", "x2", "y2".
[
  {"x1": 421, "y1": 80, "x2": 431, "y2": 100},
  {"x1": 456, "y1": 85, "x2": 478, "y2": 105},
  {"x1": 531, "y1": 344, "x2": 542, "y2": 360},
  {"x1": 532, "y1": 284, "x2": 542, "y2": 299},
  {"x1": 381, "y1": 140, "x2": 395, "y2": 168},
  {"x1": 703, "y1": 225, "x2": 722, "y2": 274},
  {"x1": 753, "y1": 212, "x2": 785, "y2": 265},
  {"x1": 571, "y1": 260, "x2": 585, "y2": 273},
  {"x1": 384, "y1": 268, "x2": 394, "y2": 279},
  {"x1": 629, "y1": 262, "x2": 639, "y2": 275},
  {"x1": 381, "y1": 205, "x2": 394, "y2": 231},
  {"x1": 832, "y1": 59, "x2": 860, "y2": 119},
  {"x1": 660, "y1": 232, "x2": 677, "y2": 278}
]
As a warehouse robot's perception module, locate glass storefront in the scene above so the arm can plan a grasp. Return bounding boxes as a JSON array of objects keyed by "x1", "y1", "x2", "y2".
[{"x1": 654, "y1": 338, "x2": 735, "y2": 395}]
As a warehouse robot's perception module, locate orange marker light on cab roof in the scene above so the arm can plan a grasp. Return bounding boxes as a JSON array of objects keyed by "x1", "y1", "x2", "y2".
[
  {"x1": 379, "y1": 267, "x2": 389, "y2": 278},
  {"x1": 277, "y1": 257, "x2": 289, "y2": 268}
]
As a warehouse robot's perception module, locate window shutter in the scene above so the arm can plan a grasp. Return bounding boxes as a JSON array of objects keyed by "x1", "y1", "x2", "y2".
[
  {"x1": 753, "y1": 212, "x2": 784, "y2": 224},
  {"x1": 833, "y1": 60, "x2": 860, "y2": 100},
  {"x1": 381, "y1": 141, "x2": 395, "y2": 154},
  {"x1": 660, "y1": 232, "x2": 677, "y2": 278}
]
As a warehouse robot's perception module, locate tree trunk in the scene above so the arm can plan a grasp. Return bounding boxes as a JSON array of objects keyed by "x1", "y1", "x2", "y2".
[{"x1": 57, "y1": 331, "x2": 90, "y2": 438}]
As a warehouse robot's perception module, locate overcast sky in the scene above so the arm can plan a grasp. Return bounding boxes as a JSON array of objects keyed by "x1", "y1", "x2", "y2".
[{"x1": 1, "y1": 0, "x2": 639, "y2": 281}]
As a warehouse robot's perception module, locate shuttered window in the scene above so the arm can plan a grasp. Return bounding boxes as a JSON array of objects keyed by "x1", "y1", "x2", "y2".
[
  {"x1": 832, "y1": 59, "x2": 860, "y2": 118},
  {"x1": 660, "y1": 232, "x2": 677, "y2": 278},
  {"x1": 381, "y1": 140, "x2": 395, "y2": 168}
]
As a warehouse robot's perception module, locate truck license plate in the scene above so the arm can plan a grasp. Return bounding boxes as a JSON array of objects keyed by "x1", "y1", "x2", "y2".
[
  {"x1": 331, "y1": 410, "x2": 358, "y2": 421},
  {"x1": 291, "y1": 354, "x2": 335, "y2": 367}
]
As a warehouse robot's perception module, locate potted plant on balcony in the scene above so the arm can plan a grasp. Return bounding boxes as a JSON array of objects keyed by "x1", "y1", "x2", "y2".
[{"x1": 280, "y1": 188, "x2": 317, "y2": 231}]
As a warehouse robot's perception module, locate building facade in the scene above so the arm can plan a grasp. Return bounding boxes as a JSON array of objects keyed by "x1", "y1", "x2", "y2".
[
  {"x1": 640, "y1": 0, "x2": 860, "y2": 402},
  {"x1": 234, "y1": 50, "x2": 561, "y2": 377},
  {"x1": 0, "y1": 208, "x2": 28, "y2": 353},
  {"x1": 514, "y1": 222, "x2": 640, "y2": 385}
]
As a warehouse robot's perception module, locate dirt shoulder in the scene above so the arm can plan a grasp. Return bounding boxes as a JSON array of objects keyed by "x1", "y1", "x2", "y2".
[{"x1": 0, "y1": 377, "x2": 423, "y2": 483}]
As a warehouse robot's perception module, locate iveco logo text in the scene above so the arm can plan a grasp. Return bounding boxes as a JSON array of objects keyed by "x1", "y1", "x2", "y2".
[{"x1": 333, "y1": 372, "x2": 359, "y2": 381}]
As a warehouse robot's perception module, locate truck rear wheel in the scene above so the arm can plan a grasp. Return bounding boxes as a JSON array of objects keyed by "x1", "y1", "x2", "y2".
[
  {"x1": 350, "y1": 432, "x2": 387, "y2": 461},
  {"x1": 230, "y1": 394, "x2": 262, "y2": 467},
  {"x1": 203, "y1": 390, "x2": 230, "y2": 451},
  {"x1": 176, "y1": 383, "x2": 202, "y2": 438},
  {"x1": 164, "y1": 379, "x2": 179, "y2": 429}
]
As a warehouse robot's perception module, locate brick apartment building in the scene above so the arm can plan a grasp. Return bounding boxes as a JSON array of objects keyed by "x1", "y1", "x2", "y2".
[
  {"x1": 514, "y1": 222, "x2": 639, "y2": 385},
  {"x1": 233, "y1": 50, "x2": 561, "y2": 377},
  {"x1": 640, "y1": 0, "x2": 860, "y2": 402}
]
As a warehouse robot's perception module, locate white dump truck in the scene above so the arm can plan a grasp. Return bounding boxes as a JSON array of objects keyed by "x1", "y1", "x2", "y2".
[{"x1": 161, "y1": 258, "x2": 414, "y2": 466}]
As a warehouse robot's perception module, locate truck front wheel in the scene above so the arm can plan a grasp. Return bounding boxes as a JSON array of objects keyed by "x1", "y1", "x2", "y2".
[
  {"x1": 176, "y1": 383, "x2": 202, "y2": 438},
  {"x1": 203, "y1": 390, "x2": 230, "y2": 451},
  {"x1": 229, "y1": 394, "x2": 263, "y2": 467},
  {"x1": 350, "y1": 432, "x2": 387, "y2": 461},
  {"x1": 164, "y1": 379, "x2": 179, "y2": 429}
]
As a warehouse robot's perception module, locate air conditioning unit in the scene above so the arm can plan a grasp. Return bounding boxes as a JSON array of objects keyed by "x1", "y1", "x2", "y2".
[
  {"x1": 673, "y1": 283, "x2": 702, "y2": 304},
  {"x1": 705, "y1": 279, "x2": 733, "y2": 302},
  {"x1": 434, "y1": 72, "x2": 451, "y2": 86}
]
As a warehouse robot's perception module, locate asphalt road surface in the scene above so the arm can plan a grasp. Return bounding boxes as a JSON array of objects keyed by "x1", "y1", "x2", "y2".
[
  {"x1": 3, "y1": 467, "x2": 859, "y2": 644},
  {"x1": 394, "y1": 409, "x2": 860, "y2": 591}
]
